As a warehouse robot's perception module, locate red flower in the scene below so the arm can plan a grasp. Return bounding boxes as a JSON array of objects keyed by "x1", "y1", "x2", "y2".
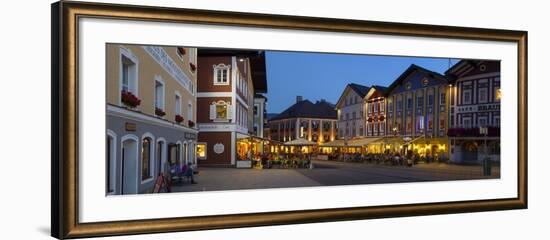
[
  {"x1": 175, "y1": 114, "x2": 184, "y2": 123},
  {"x1": 190, "y1": 63, "x2": 196, "y2": 72},
  {"x1": 177, "y1": 47, "x2": 186, "y2": 56},
  {"x1": 121, "y1": 91, "x2": 141, "y2": 108},
  {"x1": 155, "y1": 108, "x2": 166, "y2": 117},
  {"x1": 188, "y1": 120, "x2": 195, "y2": 128}
]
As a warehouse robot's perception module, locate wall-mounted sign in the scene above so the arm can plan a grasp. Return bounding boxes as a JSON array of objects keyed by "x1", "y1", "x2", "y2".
[
  {"x1": 213, "y1": 143, "x2": 225, "y2": 154},
  {"x1": 458, "y1": 104, "x2": 500, "y2": 113},
  {"x1": 125, "y1": 122, "x2": 136, "y2": 132}
]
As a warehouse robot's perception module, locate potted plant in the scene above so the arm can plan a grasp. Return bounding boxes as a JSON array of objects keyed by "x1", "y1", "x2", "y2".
[
  {"x1": 175, "y1": 114, "x2": 184, "y2": 123},
  {"x1": 189, "y1": 62, "x2": 196, "y2": 72},
  {"x1": 188, "y1": 120, "x2": 195, "y2": 128},
  {"x1": 121, "y1": 91, "x2": 141, "y2": 108},
  {"x1": 155, "y1": 108, "x2": 166, "y2": 117}
]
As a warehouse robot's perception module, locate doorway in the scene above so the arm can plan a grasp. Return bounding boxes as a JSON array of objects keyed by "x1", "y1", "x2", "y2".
[{"x1": 121, "y1": 138, "x2": 138, "y2": 194}]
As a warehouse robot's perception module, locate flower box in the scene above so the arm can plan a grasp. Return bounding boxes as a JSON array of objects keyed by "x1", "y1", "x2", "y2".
[
  {"x1": 175, "y1": 114, "x2": 184, "y2": 123},
  {"x1": 121, "y1": 91, "x2": 141, "y2": 108},
  {"x1": 155, "y1": 108, "x2": 166, "y2": 117},
  {"x1": 188, "y1": 120, "x2": 195, "y2": 128}
]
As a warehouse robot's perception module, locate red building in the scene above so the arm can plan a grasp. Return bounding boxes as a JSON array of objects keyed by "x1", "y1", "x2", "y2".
[
  {"x1": 195, "y1": 50, "x2": 267, "y2": 167},
  {"x1": 446, "y1": 60, "x2": 501, "y2": 164}
]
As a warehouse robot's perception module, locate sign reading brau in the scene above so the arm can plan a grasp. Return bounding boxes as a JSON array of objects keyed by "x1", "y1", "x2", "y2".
[{"x1": 457, "y1": 104, "x2": 500, "y2": 113}]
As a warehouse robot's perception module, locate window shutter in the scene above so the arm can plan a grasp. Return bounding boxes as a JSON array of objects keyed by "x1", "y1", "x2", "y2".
[
  {"x1": 226, "y1": 104, "x2": 233, "y2": 119},
  {"x1": 209, "y1": 104, "x2": 216, "y2": 120}
]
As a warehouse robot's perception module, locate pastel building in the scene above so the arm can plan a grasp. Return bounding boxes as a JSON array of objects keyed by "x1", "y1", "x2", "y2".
[
  {"x1": 364, "y1": 85, "x2": 388, "y2": 153},
  {"x1": 335, "y1": 83, "x2": 369, "y2": 139},
  {"x1": 269, "y1": 96, "x2": 338, "y2": 145},
  {"x1": 106, "y1": 44, "x2": 198, "y2": 195},
  {"x1": 195, "y1": 50, "x2": 267, "y2": 167},
  {"x1": 385, "y1": 64, "x2": 450, "y2": 159},
  {"x1": 446, "y1": 60, "x2": 501, "y2": 164}
]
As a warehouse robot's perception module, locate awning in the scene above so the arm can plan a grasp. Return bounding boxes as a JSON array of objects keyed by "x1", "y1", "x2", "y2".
[
  {"x1": 284, "y1": 138, "x2": 317, "y2": 146},
  {"x1": 320, "y1": 138, "x2": 381, "y2": 147}
]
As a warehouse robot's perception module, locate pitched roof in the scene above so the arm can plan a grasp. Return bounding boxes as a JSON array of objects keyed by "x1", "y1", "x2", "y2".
[
  {"x1": 270, "y1": 99, "x2": 337, "y2": 121},
  {"x1": 348, "y1": 83, "x2": 370, "y2": 98},
  {"x1": 385, "y1": 64, "x2": 448, "y2": 94}
]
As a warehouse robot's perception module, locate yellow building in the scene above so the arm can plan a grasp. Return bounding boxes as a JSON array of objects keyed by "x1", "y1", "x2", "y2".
[
  {"x1": 385, "y1": 64, "x2": 450, "y2": 161},
  {"x1": 105, "y1": 44, "x2": 198, "y2": 195}
]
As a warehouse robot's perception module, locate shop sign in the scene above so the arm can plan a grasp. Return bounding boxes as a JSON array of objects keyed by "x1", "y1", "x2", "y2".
[
  {"x1": 125, "y1": 122, "x2": 136, "y2": 132},
  {"x1": 213, "y1": 143, "x2": 225, "y2": 154}
]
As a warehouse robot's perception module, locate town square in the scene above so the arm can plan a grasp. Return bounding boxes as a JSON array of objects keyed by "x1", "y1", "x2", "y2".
[{"x1": 105, "y1": 44, "x2": 501, "y2": 195}]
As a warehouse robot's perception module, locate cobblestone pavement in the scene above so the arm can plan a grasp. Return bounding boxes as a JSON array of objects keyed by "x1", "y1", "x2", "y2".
[{"x1": 170, "y1": 160, "x2": 500, "y2": 193}]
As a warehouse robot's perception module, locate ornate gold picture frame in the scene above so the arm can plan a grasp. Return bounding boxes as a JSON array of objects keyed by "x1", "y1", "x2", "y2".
[{"x1": 51, "y1": 1, "x2": 527, "y2": 239}]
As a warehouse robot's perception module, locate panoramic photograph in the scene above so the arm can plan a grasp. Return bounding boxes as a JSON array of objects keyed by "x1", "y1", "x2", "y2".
[{"x1": 105, "y1": 44, "x2": 501, "y2": 195}]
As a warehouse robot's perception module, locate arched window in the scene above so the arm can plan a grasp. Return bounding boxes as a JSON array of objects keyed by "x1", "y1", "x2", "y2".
[
  {"x1": 106, "y1": 132, "x2": 116, "y2": 194},
  {"x1": 141, "y1": 137, "x2": 152, "y2": 180}
]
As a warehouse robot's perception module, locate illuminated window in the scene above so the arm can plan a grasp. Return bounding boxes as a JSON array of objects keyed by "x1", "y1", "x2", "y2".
[
  {"x1": 141, "y1": 137, "x2": 152, "y2": 181},
  {"x1": 496, "y1": 88, "x2": 501, "y2": 101},
  {"x1": 479, "y1": 88, "x2": 488, "y2": 103},
  {"x1": 209, "y1": 101, "x2": 231, "y2": 121}
]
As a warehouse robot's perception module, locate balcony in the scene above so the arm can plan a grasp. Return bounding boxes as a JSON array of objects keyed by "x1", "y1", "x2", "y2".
[{"x1": 447, "y1": 127, "x2": 500, "y2": 137}]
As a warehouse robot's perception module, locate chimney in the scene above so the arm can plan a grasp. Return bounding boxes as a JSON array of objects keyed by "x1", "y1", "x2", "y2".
[{"x1": 296, "y1": 96, "x2": 303, "y2": 103}]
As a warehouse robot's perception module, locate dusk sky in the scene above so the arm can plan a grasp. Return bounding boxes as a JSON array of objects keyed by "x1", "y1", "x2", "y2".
[{"x1": 265, "y1": 51, "x2": 459, "y2": 114}]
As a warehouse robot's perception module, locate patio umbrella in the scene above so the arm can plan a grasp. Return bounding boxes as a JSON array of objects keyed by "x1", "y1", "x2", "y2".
[{"x1": 283, "y1": 138, "x2": 317, "y2": 146}]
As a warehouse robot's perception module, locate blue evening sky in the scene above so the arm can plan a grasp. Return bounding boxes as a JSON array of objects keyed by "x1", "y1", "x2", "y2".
[{"x1": 265, "y1": 51, "x2": 459, "y2": 114}]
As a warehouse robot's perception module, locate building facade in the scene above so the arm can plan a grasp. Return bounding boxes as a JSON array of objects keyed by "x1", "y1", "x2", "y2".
[
  {"x1": 106, "y1": 44, "x2": 198, "y2": 195},
  {"x1": 269, "y1": 96, "x2": 338, "y2": 144},
  {"x1": 446, "y1": 60, "x2": 501, "y2": 164},
  {"x1": 385, "y1": 64, "x2": 450, "y2": 159},
  {"x1": 195, "y1": 50, "x2": 266, "y2": 167},
  {"x1": 335, "y1": 84, "x2": 369, "y2": 140},
  {"x1": 365, "y1": 86, "x2": 388, "y2": 137}
]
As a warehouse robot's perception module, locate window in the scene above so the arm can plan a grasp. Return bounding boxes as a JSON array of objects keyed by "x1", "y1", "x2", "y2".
[
  {"x1": 154, "y1": 77, "x2": 165, "y2": 110},
  {"x1": 397, "y1": 100, "x2": 403, "y2": 111},
  {"x1": 188, "y1": 102, "x2": 193, "y2": 122},
  {"x1": 209, "y1": 101, "x2": 232, "y2": 121},
  {"x1": 495, "y1": 88, "x2": 501, "y2": 101},
  {"x1": 106, "y1": 134, "x2": 116, "y2": 194},
  {"x1": 188, "y1": 48, "x2": 196, "y2": 64},
  {"x1": 388, "y1": 101, "x2": 393, "y2": 112},
  {"x1": 213, "y1": 64, "x2": 230, "y2": 85},
  {"x1": 440, "y1": 119, "x2": 445, "y2": 130},
  {"x1": 463, "y1": 90, "x2": 472, "y2": 104},
  {"x1": 380, "y1": 102, "x2": 385, "y2": 112},
  {"x1": 381, "y1": 122, "x2": 386, "y2": 132},
  {"x1": 175, "y1": 94, "x2": 181, "y2": 115},
  {"x1": 254, "y1": 105, "x2": 259, "y2": 116},
  {"x1": 407, "y1": 98, "x2": 413, "y2": 109},
  {"x1": 141, "y1": 137, "x2": 152, "y2": 181},
  {"x1": 368, "y1": 103, "x2": 372, "y2": 113},
  {"x1": 417, "y1": 96, "x2": 424, "y2": 108},
  {"x1": 479, "y1": 117, "x2": 487, "y2": 127},
  {"x1": 120, "y1": 52, "x2": 137, "y2": 95},
  {"x1": 428, "y1": 94, "x2": 434, "y2": 106},
  {"x1": 463, "y1": 118, "x2": 472, "y2": 128},
  {"x1": 440, "y1": 92, "x2": 446, "y2": 105},
  {"x1": 352, "y1": 112, "x2": 356, "y2": 119},
  {"x1": 346, "y1": 113, "x2": 350, "y2": 120},
  {"x1": 176, "y1": 47, "x2": 185, "y2": 60},
  {"x1": 479, "y1": 88, "x2": 488, "y2": 103}
]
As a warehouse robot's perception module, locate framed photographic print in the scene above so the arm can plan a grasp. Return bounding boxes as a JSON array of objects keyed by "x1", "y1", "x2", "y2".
[{"x1": 51, "y1": 1, "x2": 527, "y2": 239}]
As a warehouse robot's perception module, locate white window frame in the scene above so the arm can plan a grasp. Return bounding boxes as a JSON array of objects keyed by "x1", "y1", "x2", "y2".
[
  {"x1": 140, "y1": 132, "x2": 155, "y2": 184},
  {"x1": 478, "y1": 87, "x2": 488, "y2": 103},
  {"x1": 210, "y1": 100, "x2": 232, "y2": 122},
  {"x1": 213, "y1": 64, "x2": 231, "y2": 85},
  {"x1": 196, "y1": 142, "x2": 207, "y2": 160},
  {"x1": 463, "y1": 89, "x2": 472, "y2": 104},
  {"x1": 188, "y1": 100, "x2": 193, "y2": 122},
  {"x1": 119, "y1": 46, "x2": 139, "y2": 104},
  {"x1": 154, "y1": 75, "x2": 165, "y2": 111},
  {"x1": 175, "y1": 92, "x2": 182, "y2": 115},
  {"x1": 463, "y1": 117, "x2": 472, "y2": 128},
  {"x1": 176, "y1": 47, "x2": 185, "y2": 61},
  {"x1": 106, "y1": 130, "x2": 117, "y2": 195}
]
